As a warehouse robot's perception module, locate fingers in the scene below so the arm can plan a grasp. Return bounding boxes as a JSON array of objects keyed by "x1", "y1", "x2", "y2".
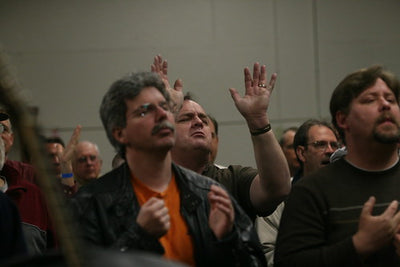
[
  {"x1": 244, "y1": 67, "x2": 252, "y2": 92},
  {"x1": 162, "y1": 59, "x2": 168, "y2": 75},
  {"x1": 209, "y1": 185, "x2": 233, "y2": 208},
  {"x1": 173, "y1": 79, "x2": 183, "y2": 92},
  {"x1": 208, "y1": 185, "x2": 234, "y2": 219},
  {"x1": 268, "y1": 72, "x2": 278, "y2": 91},
  {"x1": 252, "y1": 62, "x2": 260, "y2": 86},
  {"x1": 383, "y1": 200, "x2": 399, "y2": 218},
  {"x1": 361, "y1": 196, "x2": 375, "y2": 217},
  {"x1": 70, "y1": 125, "x2": 82, "y2": 145},
  {"x1": 228, "y1": 88, "x2": 240, "y2": 104},
  {"x1": 259, "y1": 64, "x2": 266, "y2": 84}
]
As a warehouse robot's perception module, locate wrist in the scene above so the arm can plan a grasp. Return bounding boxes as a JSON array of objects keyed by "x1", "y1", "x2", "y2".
[
  {"x1": 250, "y1": 124, "x2": 271, "y2": 136},
  {"x1": 61, "y1": 173, "x2": 73, "y2": 179}
]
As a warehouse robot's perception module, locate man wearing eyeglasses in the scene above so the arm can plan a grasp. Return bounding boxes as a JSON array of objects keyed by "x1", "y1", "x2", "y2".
[
  {"x1": 71, "y1": 141, "x2": 102, "y2": 188},
  {"x1": 257, "y1": 119, "x2": 339, "y2": 266},
  {"x1": 70, "y1": 71, "x2": 266, "y2": 266},
  {"x1": 275, "y1": 66, "x2": 400, "y2": 266}
]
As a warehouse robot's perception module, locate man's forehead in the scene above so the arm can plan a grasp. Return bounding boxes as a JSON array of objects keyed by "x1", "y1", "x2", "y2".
[
  {"x1": 127, "y1": 87, "x2": 166, "y2": 106},
  {"x1": 179, "y1": 100, "x2": 207, "y2": 115},
  {"x1": 308, "y1": 125, "x2": 337, "y2": 140},
  {"x1": 358, "y1": 78, "x2": 394, "y2": 97}
]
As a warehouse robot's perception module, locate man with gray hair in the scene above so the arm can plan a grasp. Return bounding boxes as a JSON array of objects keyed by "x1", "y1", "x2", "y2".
[
  {"x1": 71, "y1": 140, "x2": 102, "y2": 188},
  {"x1": 71, "y1": 71, "x2": 266, "y2": 266}
]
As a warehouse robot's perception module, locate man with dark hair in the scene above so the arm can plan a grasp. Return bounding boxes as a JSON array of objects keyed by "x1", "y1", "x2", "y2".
[
  {"x1": 256, "y1": 119, "x2": 339, "y2": 266},
  {"x1": 275, "y1": 65, "x2": 400, "y2": 266},
  {"x1": 207, "y1": 114, "x2": 220, "y2": 164},
  {"x1": 165, "y1": 59, "x2": 290, "y2": 221},
  {"x1": 71, "y1": 71, "x2": 266, "y2": 266},
  {"x1": 44, "y1": 125, "x2": 81, "y2": 196},
  {"x1": 45, "y1": 136, "x2": 66, "y2": 177},
  {"x1": 279, "y1": 127, "x2": 299, "y2": 177}
]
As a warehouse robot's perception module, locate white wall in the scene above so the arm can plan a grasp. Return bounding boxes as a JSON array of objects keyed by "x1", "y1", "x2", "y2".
[{"x1": 0, "y1": 0, "x2": 399, "y2": 172}]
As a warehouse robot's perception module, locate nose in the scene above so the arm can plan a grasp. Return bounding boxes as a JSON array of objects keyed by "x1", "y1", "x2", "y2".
[
  {"x1": 155, "y1": 105, "x2": 168, "y2": 121},
  {"x1": 192, "y1": 115, "x2": 204, "y2": 128},
  {"x1": 380, "y1": 97, "x2": 392, "y2": 111},
  {"x1": 325, "y1": 144, "x2": 336, "y2": 154}
]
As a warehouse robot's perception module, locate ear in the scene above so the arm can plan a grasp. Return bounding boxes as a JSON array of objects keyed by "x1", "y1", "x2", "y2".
[
  {"x1": 112, "y1": 127, "x2": 127, "y2": 145},
  {"x1": 9, "y1": 132, "x2": 14, "y2": 146},
  {"x1": 296, "y1": 145, "x2": 306, "y2": 164},
  {"x1": 336, "y1": 111, "x2": 348, "y2": 131}
]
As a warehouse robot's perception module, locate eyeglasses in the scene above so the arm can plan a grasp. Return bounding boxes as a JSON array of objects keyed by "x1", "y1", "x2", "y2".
[
  {"x1": 132, "y1": 102, "x2": 171, "y2": 118},
  {"x1": 307, "y1": 141, "x2": 339, "y2": 151},
  {"x1": 77, "y1": 155, "x2": 99, "y2": 164}
]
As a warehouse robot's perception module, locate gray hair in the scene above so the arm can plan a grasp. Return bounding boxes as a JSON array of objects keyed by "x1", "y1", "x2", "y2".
[{"x1": 99, "y1": 71, "x2": 169, "y2": 157}]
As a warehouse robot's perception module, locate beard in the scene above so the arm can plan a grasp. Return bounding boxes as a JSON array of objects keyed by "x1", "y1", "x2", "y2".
[{"x1": 373, "y1": 115, "x2": 400, "y2": 144}]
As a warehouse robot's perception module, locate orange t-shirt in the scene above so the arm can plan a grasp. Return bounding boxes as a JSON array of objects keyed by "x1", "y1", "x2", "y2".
[{"x1": 131, "y1": 173, "x2": 195, "y2": 266}]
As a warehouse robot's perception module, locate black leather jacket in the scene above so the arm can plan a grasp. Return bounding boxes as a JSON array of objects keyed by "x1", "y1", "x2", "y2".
[{"x1": 71, "y1": 163, "x2": 266, "y2": 266}]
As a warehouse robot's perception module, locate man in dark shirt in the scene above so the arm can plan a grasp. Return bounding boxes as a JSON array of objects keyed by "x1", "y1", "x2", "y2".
[{"x1": 275, "y1": 65, "x2": 400, "y2": 266}]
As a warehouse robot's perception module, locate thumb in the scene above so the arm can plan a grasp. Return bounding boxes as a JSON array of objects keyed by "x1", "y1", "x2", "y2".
[
  {"x1": 229, "y1": 88, "x2": 240, "y2": 103},
  {"x1": 173, "y1": 79, "x2": 183, "y2": 92}
]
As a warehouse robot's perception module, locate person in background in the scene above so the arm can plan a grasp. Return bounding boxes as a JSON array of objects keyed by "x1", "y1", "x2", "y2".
[
  {"x1": 256, "y1": 119, "x2": 339, "y2": 266},
  {"x1": 71, "y1": 140, "x2": 102, "y2": 188},
  {"x1": 44, "y1": 125, "x2": 82, "y2": 196},
  {"x1": 275, "y1": 65, "x2": 400, "y2": 266},
  {"x1": 0, "y1": 112, "x2": 55, "y2": 254},
  {"x1": 279, "y1": 127, "x2": 300, "y2": 177}
]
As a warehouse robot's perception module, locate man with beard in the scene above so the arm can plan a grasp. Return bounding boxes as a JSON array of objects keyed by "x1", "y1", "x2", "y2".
[
  {"x1": 71, "y1": 72, "x2": 266, "y2": 266},
  {"x1": 274, "y1": 65, "x2": 400, "y2": 266}
]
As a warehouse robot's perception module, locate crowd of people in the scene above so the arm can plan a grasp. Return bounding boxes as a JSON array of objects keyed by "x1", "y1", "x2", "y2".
[{"x1": 1, "y1": 54, "x2": 400, "y2": 266}]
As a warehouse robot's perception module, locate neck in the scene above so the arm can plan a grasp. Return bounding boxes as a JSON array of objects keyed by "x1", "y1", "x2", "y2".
[
  {"x1": 126, "y1": 148, "x2": 173, "y2": 192},
  {"x1": 345, "y1": 141, "x2": 399, "y2": 171},
  {"x1": 171, "y1": 148, "x2": 209, "y2": 174}
]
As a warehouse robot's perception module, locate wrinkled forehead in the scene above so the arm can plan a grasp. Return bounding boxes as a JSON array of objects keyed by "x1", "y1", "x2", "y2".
[
  {"x1": 179, "y1": 100, "x2": 207, "y2": 116},
  {"x1": 127, "y1": 86, "x2": 167, "y2": 107}
]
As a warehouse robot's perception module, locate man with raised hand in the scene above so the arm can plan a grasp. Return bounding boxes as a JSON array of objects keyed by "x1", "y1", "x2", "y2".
[
  {"x1": 152, "y1": 56, "x2": 290, "y2": 221},
  {"x1": 71, "y1": 71, "x2": 266, "y2": 266}
]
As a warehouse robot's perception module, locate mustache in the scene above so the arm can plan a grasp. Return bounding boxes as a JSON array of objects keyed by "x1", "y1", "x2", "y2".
[
  {"x1": 151, "y1": 121, "x2": 175, "y2": 135},
  {"x1": 376, "y1": 113, "x2": 399, "y2": 126}
]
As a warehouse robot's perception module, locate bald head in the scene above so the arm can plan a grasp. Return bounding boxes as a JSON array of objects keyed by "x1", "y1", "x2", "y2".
[{"x1": 72, "y1": 141, "x2": 102, "y2": 186}]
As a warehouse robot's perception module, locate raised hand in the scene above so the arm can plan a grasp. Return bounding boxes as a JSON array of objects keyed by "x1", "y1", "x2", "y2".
[
  {"x1": 151, "y1": 55, "x2": 183, "y2": 113},
  {"x1": 59, "y1": 125, "x2": 81, "y2": 173},
  {"x1": 136, "y1": 197, "x2": 170, "y2": 238},
  {"x1": 352, "y1": 196, "x2": 400, "y2": 256},
  {"x1": 229, "y1": 62, "x2": 277, "y2": 129},
  {"x1": 208, "y1": 185, "x2": 234, "y2": 240}
]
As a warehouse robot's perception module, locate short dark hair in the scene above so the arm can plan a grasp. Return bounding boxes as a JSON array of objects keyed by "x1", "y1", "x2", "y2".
[
  {"x1": 208, "y1": 114, "x2": 218, "y2": 136},
  {"x1": 279, "y1": 126, "x2": 298, "y2": 147},
  {"x1": 330, "y1": 65, "x2": 400, "y2": 141},
  {"x1": 293, "y1": 119, "x2": 338, "y2": 168},
  {"x1": 45, "y1": 136, "x2": 65, "y2": 148},
  {"x1": 99, "y1": 72, "x2": 170, "y2": 157}
]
